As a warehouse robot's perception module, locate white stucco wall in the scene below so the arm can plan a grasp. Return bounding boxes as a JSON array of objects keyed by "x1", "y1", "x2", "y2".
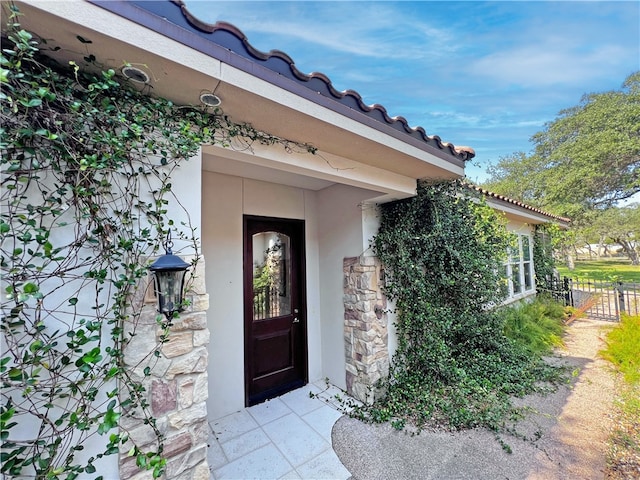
[
  {"x1": 316, "y1": 184, "x2": 387, "y2": 390},
  {"x1": 201, "y1": 166, "x2": 390, "y2": 417},
  {"x1": 506, "y1": 219, "x2": 534, "y2": 236},
  {"x1": 201, "y1": 171, "x2": 245, "y2": 419}
]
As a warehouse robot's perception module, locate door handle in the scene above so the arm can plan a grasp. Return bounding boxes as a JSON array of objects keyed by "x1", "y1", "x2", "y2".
[{"x1": 293, "y1": 317, "x2": 300, "y2": 323}]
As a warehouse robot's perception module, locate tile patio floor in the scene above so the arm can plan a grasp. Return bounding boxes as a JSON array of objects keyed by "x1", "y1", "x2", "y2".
[{"x1": 207, "y1": 381, "x2": 353, "y2": 480}]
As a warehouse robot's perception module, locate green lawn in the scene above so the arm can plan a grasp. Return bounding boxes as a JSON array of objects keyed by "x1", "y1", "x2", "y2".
[{"x1": 555, "y1": 259, "x2": 640, "y2": 282}]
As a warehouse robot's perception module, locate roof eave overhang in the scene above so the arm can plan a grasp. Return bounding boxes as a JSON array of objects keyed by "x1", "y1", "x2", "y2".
[
  {"x1": 12, "y1": 0, "x2": 469, "y2": 184},
  {"x1": 86, "y1": 0, "x2": 469, "y2": 171},
  {"x1": 485, "y1": 197, "x2": 571, "y2": 228}
]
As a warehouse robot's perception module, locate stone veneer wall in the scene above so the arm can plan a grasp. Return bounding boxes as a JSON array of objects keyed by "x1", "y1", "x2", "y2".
[
  {"x1": 121, "y1": 256, "x2": 210, "y2": 480},
  {"x1": 343, "y1": 256, "x2": 389, "y2": 404}
]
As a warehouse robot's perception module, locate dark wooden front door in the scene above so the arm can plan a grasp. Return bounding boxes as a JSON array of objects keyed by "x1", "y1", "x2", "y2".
[{"x1": 243, "y1": 216, "x2": 307, "y2": 406}]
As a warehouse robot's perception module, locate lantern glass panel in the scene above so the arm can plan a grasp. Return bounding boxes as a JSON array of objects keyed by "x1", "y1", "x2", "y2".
[{"x1": 154, "y1": 270, "x2": 187, "y2": 314}]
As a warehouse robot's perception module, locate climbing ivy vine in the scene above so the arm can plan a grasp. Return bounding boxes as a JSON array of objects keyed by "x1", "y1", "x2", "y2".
[
  {"x1": 533, "y1": 223, "x2": 559, "y2": 291},
  {"x1": 0, "y1": 9, "x2": 315, "y2": 478},
  {"x1": 353, "y1": 180, "x2": 564, "y2": 433}
]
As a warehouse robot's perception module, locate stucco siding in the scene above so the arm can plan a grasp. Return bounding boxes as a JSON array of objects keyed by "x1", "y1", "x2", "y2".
[{"x1": 316, "y1": 185, "x2": 386, "y2": 390}]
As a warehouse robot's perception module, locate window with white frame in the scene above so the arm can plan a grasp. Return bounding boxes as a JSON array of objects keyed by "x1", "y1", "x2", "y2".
[{"x1": 505, "y1": 233, "x2": 534, "y2": 298}]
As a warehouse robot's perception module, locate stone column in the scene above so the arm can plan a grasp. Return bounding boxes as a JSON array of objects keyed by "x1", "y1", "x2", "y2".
[
  {"x1": 121, "y1": 256, "x2": 210, "y2": 480},
  {"x1": 343, "y1": 256, "x2": 389, "y2": 404}
]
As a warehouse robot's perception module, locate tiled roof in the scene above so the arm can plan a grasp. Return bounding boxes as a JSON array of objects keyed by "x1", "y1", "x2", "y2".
[
  {"x1": 467, "y1": 184, "x2": 571, "y2": 224},
  {"x1": 107, "y1": 0, "x2": 475, "y2": 163}
]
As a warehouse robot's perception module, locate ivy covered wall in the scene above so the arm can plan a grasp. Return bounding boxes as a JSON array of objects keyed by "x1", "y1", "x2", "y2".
[{"x1": 347, "y1": 180, "x2": 563, "y2": 432}]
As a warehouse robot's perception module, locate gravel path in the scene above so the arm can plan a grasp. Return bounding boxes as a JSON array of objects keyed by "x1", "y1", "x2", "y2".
[{"x1": 332, "y1": 317, "x2": 616, "y2": 480}]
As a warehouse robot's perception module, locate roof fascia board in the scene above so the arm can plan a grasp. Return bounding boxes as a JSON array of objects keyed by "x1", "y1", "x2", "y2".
[{"x1": 467, "y1": 184, "x2": 571, "y2": 226}]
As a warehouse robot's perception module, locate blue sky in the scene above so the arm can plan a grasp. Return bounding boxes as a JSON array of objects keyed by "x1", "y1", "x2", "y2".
[{"x1": 185, "y1": 1, "x2": 640, "y2": 182}]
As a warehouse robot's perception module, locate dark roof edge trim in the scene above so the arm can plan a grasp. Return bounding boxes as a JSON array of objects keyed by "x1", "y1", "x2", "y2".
[
  {"x1": 171, "y1": 0, "x2": 474, "y2": 163},
  {"x1": 466, "y1": 184, "x2": 571, "y2": 225},
  {"x1": 87, "y1": 0, "x2": 473, "y2": 167}
]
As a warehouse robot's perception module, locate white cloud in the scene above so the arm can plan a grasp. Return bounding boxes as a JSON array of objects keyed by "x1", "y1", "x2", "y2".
[
  {"x1": 423, "y1": 110, "x2": 548, "y2": 131},
  {"x1": 187, "y1": 1, "x2": 458, "y2": 60},
  {"x1": 183, "y1": 0, "x2": 638, "y2": 171},
  {"x1": 469, "y1": 43, "x2": 629, "y2": 87}
]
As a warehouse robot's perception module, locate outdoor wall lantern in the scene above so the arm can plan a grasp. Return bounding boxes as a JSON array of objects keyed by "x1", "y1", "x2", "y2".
[{"x1": 149, "y1": 231, "x2": 190, "y2": 321}]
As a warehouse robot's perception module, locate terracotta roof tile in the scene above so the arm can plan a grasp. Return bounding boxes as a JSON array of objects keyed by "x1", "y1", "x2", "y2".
[{"x1": 466, "y1": 183, "x2": 571, "y2": 224}]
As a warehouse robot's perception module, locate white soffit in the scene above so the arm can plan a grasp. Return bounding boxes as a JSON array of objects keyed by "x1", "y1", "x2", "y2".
[
  {"x1": 202, "y1": 153, "x2": 335, "y2": 192},
  {"x1": 22, "y1": 1, "x2": 221, "y2": 78}
]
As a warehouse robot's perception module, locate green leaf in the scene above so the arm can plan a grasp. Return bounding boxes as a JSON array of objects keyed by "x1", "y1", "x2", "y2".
[
  {"x1": 29, "y1": 340, "x2": 42, "y2": 353},
  {"x1": 17, "y1": 30, "x2": 33, "y2": 42},
  {"x1": 23, "y1": 283, "x2": 38, "y2": 294},
  {"x1": 0, "y1": 357, "x2": 10, "y2": 372},
  {"x1": 19, "y1": 98, "x2": 42, "y2": 108},
  {"x1": 7, "y1": 368, "x2": 24, "y2": 381},
  {"x1": 0, "y1": 405, "x2": 16, "y2": 424}
]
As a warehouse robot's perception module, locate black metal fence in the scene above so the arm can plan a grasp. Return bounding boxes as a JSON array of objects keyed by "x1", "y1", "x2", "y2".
[
  {"x1": 253, "y1": 285, "x2": 283, "y2": 319},
  {"x1": 541, "y1": 276, "x2": 640, "y2": 322}
]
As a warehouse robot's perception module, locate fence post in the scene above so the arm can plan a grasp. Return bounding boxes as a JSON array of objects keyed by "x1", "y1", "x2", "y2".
[
  {"x1": 617, "y1": 282, "x2": 626, "y2": 316},
  {"x1": 563, "y1": 277, "x2": 573, "y2": 307}
]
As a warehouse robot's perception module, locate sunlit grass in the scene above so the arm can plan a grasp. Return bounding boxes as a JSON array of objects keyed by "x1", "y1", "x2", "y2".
[
  {"x1": 556, "y1": 259, "x2": 640, "y2": 282},
  {"x1": 601, "y1": 313, "x2": 640, "y2": 384},
  {"x1": 601, "y1": 313, "x2": 640, "y2": 478}
]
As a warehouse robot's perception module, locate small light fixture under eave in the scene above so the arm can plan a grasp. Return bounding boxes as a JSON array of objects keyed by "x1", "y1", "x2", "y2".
[
  {"x1": 149, "y1": 231, "x2": 190, "y2": 322},
  {"x1": 121, "y1": 66, "x2": 150, "y2": 84},
  {"x1": 199, "y1": 91, "x2": 222, "y2": 107}
]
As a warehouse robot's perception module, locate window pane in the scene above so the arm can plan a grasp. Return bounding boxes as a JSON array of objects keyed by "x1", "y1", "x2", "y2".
[
  {"x1": 522, "y1": 236, "x2": 531, "y2": 261},
  {"x1": 505, "y1": 247, "x2": 514, "y2": 298},
  {"x1": 510, "y1": 241, "x2": 521, "y2": 263},
  {"x1": 252, "y1": 232, "x2": 291, "y2": 319},
  {"x1": 524, "y1": 261, "x2": 533, "y2": 290},
  {"x1": 512, "y1": 264, "x2": 522, "y2": 294}
]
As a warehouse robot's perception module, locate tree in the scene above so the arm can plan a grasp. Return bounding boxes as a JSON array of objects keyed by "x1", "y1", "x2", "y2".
[
  {"x1": 483, "y1": 151, "x2": 547, "y2": 205},
  {"x1": 585, "y1": 205, "x2": 640, "y2": 265},
  {"x1": 485, "y1": 72, "x2": 640, "y2": 219}
]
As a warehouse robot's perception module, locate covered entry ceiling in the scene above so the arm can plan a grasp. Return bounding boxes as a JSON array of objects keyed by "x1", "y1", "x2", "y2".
[{"x1": 202, "y1": 152, "x2": 335, "y2": 192}]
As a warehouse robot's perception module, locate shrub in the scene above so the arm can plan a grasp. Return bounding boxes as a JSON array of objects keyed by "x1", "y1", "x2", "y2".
[
  {"x1": 502, "y1": 297, "x2": 567, "y2": 355},
  {"x1": 351, "y1": 180, "x2": 565, "y2": 433}
]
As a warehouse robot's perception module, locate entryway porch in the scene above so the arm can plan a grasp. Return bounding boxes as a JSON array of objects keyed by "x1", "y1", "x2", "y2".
[{"x1": 207, "y1": 381, "x2": 352, "y2": 479}]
